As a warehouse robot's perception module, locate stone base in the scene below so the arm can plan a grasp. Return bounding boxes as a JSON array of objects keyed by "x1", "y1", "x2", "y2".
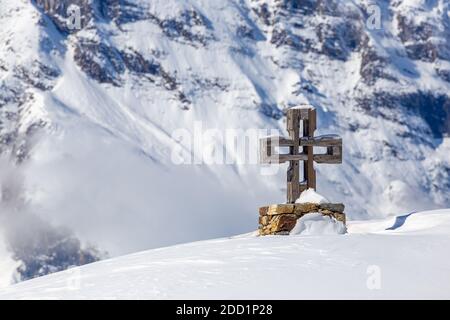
[{"x1": 259, "y1": 203, "x2": 346, "y2": 236}]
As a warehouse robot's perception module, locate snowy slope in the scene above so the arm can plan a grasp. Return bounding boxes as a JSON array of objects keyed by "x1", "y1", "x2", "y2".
[
  {"x1": 1, "y1": 0, "x2": 450, "y2": 283},
  {"x1": 1, "y1": 208, "x2": 450, "y2": 300}
]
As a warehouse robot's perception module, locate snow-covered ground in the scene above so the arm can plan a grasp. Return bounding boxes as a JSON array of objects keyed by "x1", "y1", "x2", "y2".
[{"x1": 1, "y1": 208, "x2": 449, "y2": 300}]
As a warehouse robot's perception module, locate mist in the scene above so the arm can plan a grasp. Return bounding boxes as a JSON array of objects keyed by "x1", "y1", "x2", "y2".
[
  {"x1": 0, "y1": 119, "x2": 283, "y2": 284},
  {"x1": 0, "y1": 156, "x2": 102, "y2": 283}
]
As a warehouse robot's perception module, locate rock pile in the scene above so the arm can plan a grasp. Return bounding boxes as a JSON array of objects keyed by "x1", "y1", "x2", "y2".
[{"x1": 259, "y1": 203, "x2": 346, "y2": 236}]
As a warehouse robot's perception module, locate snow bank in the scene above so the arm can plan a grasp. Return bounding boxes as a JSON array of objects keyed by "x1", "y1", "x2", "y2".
[
  {"x1": 290, "y1": 213, "x2": 346, "y2": 236},
  {"x1": 295, "y1": 189, "x2": 329, "y2": 204},
  {"x1": 292, "y1": 190, "x2": 345, "y2": 236}
]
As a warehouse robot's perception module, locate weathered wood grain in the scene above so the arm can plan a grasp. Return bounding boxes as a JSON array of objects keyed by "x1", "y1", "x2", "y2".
[
  {"x1": 259, "y1": 105, "x2": 342, "y2": 203},
  {"x1": 287, "y1": 109, "x2": 300, "y2": 204}
]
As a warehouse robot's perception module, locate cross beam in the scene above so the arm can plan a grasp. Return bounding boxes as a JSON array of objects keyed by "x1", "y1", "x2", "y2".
[{"x1": 260, "y1": 106, "x2": 342, "y2": 204}]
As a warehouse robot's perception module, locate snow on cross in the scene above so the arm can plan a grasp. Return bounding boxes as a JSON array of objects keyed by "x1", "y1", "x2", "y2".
[{"x1": 259, "y1": 106, "x2": 343, "y2": 203}]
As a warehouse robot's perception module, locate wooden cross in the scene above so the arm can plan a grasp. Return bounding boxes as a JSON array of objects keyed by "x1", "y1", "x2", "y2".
[{"x1": 260, "y1": 106, "x2": 342, "y2": 204}]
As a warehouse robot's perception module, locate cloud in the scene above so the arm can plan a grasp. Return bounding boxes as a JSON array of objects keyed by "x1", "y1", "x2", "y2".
[{"x1": 0, "y1": 156, "x2": 102, "y2": 283}]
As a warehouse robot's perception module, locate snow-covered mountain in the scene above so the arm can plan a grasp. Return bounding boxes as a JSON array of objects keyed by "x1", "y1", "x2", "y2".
[
  {"x1": 1, "y1": 0, "x2": 450, "y2": 284},
  {"x1": 2, "y1": 208, "x2": 450, "y2": 299}
]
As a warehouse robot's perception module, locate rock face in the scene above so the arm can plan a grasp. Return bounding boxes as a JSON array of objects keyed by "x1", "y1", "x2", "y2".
[{"x1": 259, "y1": 203, "x2": 346, "y2": 236}]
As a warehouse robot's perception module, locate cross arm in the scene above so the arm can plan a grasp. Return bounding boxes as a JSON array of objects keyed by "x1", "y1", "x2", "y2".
[
  {"x1": 259, "y1": 135, "x2": 342, "y2": 164},
  {"x1": 259, "y1": 136, "x2": 308, "y2": 164},
  {"x1": 260, "y1": 136, "x2": 308, "y2": 164},
  {"x1": 259, "y1": 135, "x2": 341, "y2": 147},
  {"x1": 314, "y1": 146, "x2": 342, "y2": 164},
  {"x1": 300, "y1": 134, "x2": 342, "y2": 147}
]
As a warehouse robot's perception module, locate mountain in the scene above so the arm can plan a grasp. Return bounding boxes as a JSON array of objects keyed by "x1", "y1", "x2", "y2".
[
  {"x1": 0, "y1": 0, "x2": 450, "y2": 283},
  {"x1": 1, "y1": 208, "x2": 450, "y2": 299}
]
